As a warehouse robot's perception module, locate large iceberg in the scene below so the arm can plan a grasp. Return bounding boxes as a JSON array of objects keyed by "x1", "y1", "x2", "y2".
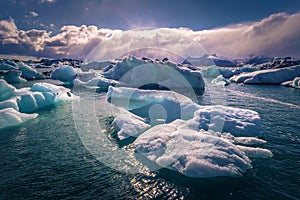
[
  {"x1": 230, "y1": 65, "x2": 300, "y2": 84},
  {"x1": 0, "y1": 108, "x2": 38, "y2": 130},
  {"x1": 107, "y1": 86, "x2": 263, "y2": 137},
  {"x1": 134, "y1": 121, "x2": 271, "y2": 177},
  {"x1": 0, "y1": 80, "x2": 79, "y2": 129},
  {"x1": 0, "y1": 80, "x2": 79, "y2": 113},
  {"x1": 106, "y1": 86, "x2": 271, "y2": 177},
  {"x1": 103, "y1": 56, "x2": 205, "y2": 95},
  {"x1": 17, "y1": 82, "x2": 79, "y2": 113}
]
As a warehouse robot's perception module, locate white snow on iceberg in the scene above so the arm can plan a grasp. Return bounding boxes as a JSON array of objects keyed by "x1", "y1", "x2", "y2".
[
  {"x1": 183, "y1": 105, "x2": 264, "y2": 137},
  {"x1": 134, "y1": 122, "x2": 272, "y2": 177}
]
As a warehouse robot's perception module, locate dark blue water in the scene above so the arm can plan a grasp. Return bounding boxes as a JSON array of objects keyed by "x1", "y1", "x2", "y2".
[{"x1": 0, "y1": 84, "x2": 299, "y2": 199}]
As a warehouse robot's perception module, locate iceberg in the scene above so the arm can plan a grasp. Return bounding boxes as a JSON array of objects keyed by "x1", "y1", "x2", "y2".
[
  {"x1": 103, "y1": 56, "x2": 205, "y2": 95},
  {"x1": 80, "y1": 61, "x2": 112, "y2": 71},
  {"x1": 202, "y1": 66, "x2": 221, "y2": 77},
  {"x1": 107, "y1": 86, "x2": 262, "y2": 137},
  {"x1": 50, "y1": 65, "x2": 81, "y2": 83},
  {"x1": 17, "y1": 62, "x2": 45, "y2": 80},
  {"x1": 230, "y1": 65, "x2": 300, "y2": 84},
  {"x1": 281, "y1": 77, "x2": 300, "y2": 89},
  {"x1": 106, "y1": 85, "x2": 271, "y2": 177},
  {"x1": 74, "y1": 71, "x2": 119, "y2": 88},
  {"x1": 113, "y1": 112, "x2": 150, "y2": 140},
  {"x1": 0, "y1": 108, "x2": 38, "y2": 130},
  {"x1": 0, "y1": 59, "x2": 45, "y2": 82},
  {"x1": 107, "y1": 86, "x2": 200, "y2": 122},
  {"x1": 0, "y1": 80, "x2": 79, "y2": 113},
  {"x1": 0, "y1": 70, "x2": 26, "y2": 83},
  {"x1": 134, "y1": 121, "x2": 271, "y2": 177},
  {"x1": 211, "y1": 75, "x2": 231, "y2": 86}
]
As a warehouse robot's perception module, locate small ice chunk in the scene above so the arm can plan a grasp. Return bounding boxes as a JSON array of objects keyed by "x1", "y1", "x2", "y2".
[
  {"x1": 211, "y1": 75, "x2": 231, "y2": 86},
  {"x1": 113, "y1": 113, "x2": 150, "y2": 140},
  {"x1": 0, "y1": 108, "x2": 38, "y2": 130}
]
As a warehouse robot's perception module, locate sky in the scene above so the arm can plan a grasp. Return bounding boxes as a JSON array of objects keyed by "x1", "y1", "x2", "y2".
[{"x1": 0, "y1": 0, "x2": 300, "y2": 60}]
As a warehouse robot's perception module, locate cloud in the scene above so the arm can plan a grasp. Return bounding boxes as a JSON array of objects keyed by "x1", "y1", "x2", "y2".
[
  {"x1": 0, "y1": 19, "x2": 118, "y2": 59},
  {"x1": 28, "y1": 11, "x2": 39, "y2": 17},
  {"x1": 44, "y1": 25, "x2": 119, "y2": 59},
  {"x1": 0, "y1": 12, "x2": 300, "y2": 59},
  {"x1": 38, "y1": 0, "x2": 56, "y2": 4},
  {"x1": 0, "y1": 19, "x2": 20, "y2": 44},
  {"x1": 194, "y1": 12, "x2": 300, "y2": 58}
]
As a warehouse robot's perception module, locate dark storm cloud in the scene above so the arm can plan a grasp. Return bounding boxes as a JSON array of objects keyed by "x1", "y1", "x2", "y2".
[{"x1": 1, "y1": 12, "x2": 300, "y2": 59}]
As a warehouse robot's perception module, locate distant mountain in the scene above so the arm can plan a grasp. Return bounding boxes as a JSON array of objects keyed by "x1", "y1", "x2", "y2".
[
  {"x1": 183, "y1": 54, "x2": 237, "y2": 67},
  {"x1": 182, "y1": 54, "x2": 298, "y2": 67},
  {"x1": 242, "y1": 56, "x2": 273, "y2": 65}
]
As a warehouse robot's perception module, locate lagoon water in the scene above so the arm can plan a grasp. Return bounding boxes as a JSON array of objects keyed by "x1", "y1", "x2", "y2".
[{"x1": 0, "y1": 83, "x2": 299, "y2": 199}]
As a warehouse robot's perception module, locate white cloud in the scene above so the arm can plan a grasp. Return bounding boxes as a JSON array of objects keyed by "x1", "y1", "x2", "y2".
[
  {"x1": 193, "y1": 12, "x2": 300, "y2": 58},
  {"x1": 87, "y1": 13, "x2": 300, "y2": 60},
  {"x1": 28, "y1": 11, "x2": 39, "y2": 17},
  {"x1": 0, "y1": 12, "x2": 300, "y2": 59},
  {"x1": 0, "y1": 18, "x2": 20, "y2": 44},
  {"x1": 38, "y1": 0, "x2": 56, "y2": 3}
]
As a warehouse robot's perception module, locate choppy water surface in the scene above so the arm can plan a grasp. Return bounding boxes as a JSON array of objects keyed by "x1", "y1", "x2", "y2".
[{"x1": 0, "y1": 83, "x2": 299, "y2": 199}]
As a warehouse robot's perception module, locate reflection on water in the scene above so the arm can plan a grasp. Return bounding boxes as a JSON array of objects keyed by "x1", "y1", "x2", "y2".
[{"x1": 0, "y1": 84, "x2": 299, "y2": 199}]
